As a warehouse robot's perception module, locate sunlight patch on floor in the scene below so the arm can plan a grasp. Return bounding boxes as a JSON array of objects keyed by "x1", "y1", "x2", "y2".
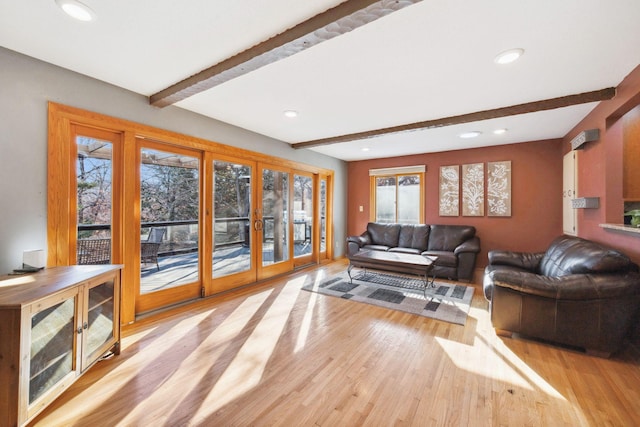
[
  {"x1": 435, "y1": 335, "x2": 565, "y2": 400},
  {"x1": 40, "y1": 309, "x2": 217, "y2": 425},
  {"x1": 193, "y1": 277, "x2": 303, "y2": 422},
  {"x1": 295, "y1": 273, "x2": 320, "y2": 353},
  {"x1": 118, "y1": 290, "x2": 273, "y2": 425}
]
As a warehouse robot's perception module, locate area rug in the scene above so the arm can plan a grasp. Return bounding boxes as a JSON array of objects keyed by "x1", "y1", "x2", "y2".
[{"x1": 302, "y1": 271, "x2": 474, "y2": 325}]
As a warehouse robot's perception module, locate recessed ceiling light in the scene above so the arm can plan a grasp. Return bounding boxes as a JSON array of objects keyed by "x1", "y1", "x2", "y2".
[
  {"x1": 459, "y1": 131, "x2": 482, "y2": 139},
  {"x1": 494, "y1": 48, "x2": 524, "y2": 65},
  {"x1": 493, "y1": 128, "x2": 507, "y2": 135},
  {"x1": 361, "y1": 147, "x2": 370, "y2": 152},
  {"x1": 55, "y1": 0, "x2": 96, "y2": 22},
  {"x1": 283, "y1": 110, "x2": 298, "y2": 118}
]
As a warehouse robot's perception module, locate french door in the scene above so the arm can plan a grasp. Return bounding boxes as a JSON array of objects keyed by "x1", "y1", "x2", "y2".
[
  {"x1": 211, "y1": 157, "x2": 258, "y2": 292},
  {"x1": 292, "y1": 171, "x2": 314, "y2": 268},
  {"x1": 257, "y1": 164, "x2": 293, "y2": 280}
]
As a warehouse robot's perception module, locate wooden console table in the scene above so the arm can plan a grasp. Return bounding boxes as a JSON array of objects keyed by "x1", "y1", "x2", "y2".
[{"x1": 0, "y1": 265, "x2": 122, "y2": 426}]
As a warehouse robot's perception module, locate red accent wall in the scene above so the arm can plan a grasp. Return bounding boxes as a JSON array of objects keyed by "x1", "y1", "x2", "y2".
[
  {"x1": 563, "y1": 63, "x2": 640, "y2": 265},
  {"x1": 347, "y1": 139, "x2": 564, "y2": 268}
]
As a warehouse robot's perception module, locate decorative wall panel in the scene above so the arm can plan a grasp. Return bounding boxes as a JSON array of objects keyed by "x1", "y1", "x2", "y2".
[
  {"x1": 487, "y1": 161, "x2": 511, "y2": 217},
  {"x1": 439, "y1": 165, "x2": 459, "y2": 216},
  {"x1": 462, "y1": 163, "x2": 484, "y2": 216}
]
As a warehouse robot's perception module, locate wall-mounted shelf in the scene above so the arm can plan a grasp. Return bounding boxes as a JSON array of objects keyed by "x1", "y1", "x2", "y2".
[
  {"x1": 600, "y1": 223, "x2": 640, "y2": 236},
  {"x1": 572, "y1": 197, "x2": 600, "y2": 209}
]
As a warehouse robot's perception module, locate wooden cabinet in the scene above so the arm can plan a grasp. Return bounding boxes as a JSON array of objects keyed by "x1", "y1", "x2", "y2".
[
  {"x1": 563, "y1": 151, "x2": 577, "y2": 236},
  {"x1": 0, "y1": 265, "x2": 121, "y2": 427},
  {"x1": 623, "y1": 105, "x2": 640, "y2": 201}
]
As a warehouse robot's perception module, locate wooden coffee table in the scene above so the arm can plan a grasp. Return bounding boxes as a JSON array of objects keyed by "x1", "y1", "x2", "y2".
[{"x1": 347, "y1": 250, "x2": 437, "y2": 290}]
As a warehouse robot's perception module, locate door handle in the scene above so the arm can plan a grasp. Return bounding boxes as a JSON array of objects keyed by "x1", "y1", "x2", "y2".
[{"x1": 254, "y1": 219, "x2": 263, "y2": 231}]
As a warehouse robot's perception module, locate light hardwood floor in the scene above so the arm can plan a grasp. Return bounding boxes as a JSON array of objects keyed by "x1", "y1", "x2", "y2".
[{"x1": 30, "y1": 259, "x2": 640, "y2": 426}]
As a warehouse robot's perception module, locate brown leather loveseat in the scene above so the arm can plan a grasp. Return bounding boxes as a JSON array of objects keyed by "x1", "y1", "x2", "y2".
[
  {"x1": 347, "y1": 222, "x2": 480, "y2": 281},
  {"x1": 483, "y1": 235, "x2": 640, "y2": 357}
]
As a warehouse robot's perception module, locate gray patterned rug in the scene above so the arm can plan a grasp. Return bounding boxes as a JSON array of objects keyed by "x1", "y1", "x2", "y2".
[{"x1": 302, "y1": 271, "x2": 474, "y2": 325}]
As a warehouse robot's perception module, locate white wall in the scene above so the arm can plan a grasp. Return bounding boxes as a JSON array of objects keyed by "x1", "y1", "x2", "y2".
[{"x1": 0, "y1": 47, "x2": 347, "y2": 274}]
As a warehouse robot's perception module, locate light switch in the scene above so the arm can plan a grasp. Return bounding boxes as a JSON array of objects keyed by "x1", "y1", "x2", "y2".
[{"x1": 359, "y1": 205, "x2": 364, "y2": 212}]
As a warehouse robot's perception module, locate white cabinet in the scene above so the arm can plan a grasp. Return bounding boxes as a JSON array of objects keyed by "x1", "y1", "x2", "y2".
[{"x1": 0, "y1": 265, "x2": 121, "y2": 426}]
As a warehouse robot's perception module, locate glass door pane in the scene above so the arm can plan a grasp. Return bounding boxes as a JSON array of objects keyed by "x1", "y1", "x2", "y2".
[
  {"x1": 293, "y1": 174, "x2": 313, "y2": 259},
  {"x1": 213, "y1": 161, "x2": 252, "y2": 278},
  {"x1": 30, "y1": 296, "x2": 76, "y2": 404},
  {"x1": 320, "y1": 178, "x2": 327, "y2": 254},
  {"x1": 139, "y1": 147, "x2": 200, "y2": 294},
  {"x1": 76, "y1": 136, "x2": 112, "y2": 264},
  {"x1": 84, "y1": 279, "x2": 115, "y2": 363},
  {"x1": 261, "y1": 168, "x2": 289, "y2": 267}
]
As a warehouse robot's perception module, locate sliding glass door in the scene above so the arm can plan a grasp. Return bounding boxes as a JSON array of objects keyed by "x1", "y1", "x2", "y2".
[{"x1": 136, "y1": 141, "x2": 201, "y2": 313}]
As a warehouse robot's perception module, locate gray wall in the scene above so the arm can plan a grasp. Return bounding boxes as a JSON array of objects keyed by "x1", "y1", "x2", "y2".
[{"x1": 0, "y1": 46, "x2": 347, "y2": 275}]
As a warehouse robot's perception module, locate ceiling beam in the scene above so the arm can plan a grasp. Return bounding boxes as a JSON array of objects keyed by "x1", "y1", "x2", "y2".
[
  {"x1": 150, "y1": 0, "x2": 423, "y2": 107},
  {"x1": 291, "y1": 87, "x2": 617, "y2": 149}
]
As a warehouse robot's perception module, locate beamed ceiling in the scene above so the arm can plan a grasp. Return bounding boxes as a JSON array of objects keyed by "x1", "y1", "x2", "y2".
[{"x1": 2, "y1": 0, "x2": 639, "y2": 160}]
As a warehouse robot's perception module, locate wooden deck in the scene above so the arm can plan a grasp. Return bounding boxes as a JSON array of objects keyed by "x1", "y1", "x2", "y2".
[
  {"x1": 141, "y1": 242, "x2": 313, "y2": 293},
  {"x1": 30, "y1": 259, "x2": 640, "y2": 426}
]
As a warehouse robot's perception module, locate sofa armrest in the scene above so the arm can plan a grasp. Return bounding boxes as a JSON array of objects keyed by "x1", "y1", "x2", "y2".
[
  {"x1": 346, "y1": 232, "x2": 371, "y2": 257},
  {"x1": 488, "y1": 250, "x2": 544, "y2": 272},
  {"x1": 491, "y1": 269, "x2": 640, "y2": 300},
  {"x1": 347, "y1": 233, "x2": 370, "y2": 247},
  {"x1": 454, "y1": 236, "x2": 480, "y2": 255}
]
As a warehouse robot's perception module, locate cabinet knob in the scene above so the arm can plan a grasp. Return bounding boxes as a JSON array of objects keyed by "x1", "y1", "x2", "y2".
[
  {"x1": 83, "y1": 322, "x2": 88, "y2": 330},
  {"x1": 77, "y1": 326, "x2": 83, "y2": 335}
]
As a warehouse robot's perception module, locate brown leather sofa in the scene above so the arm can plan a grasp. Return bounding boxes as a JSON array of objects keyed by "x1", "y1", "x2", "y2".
[
  {"x1": 483, "y1": 235, "x2": 640, "y2": 357},
  {"x1": 347, "y1": 222, "x2": 480, "y2": 281}
]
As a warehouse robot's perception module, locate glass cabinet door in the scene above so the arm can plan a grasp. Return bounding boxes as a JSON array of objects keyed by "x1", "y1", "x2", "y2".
[
  {"x1": 83, "y1": 278, "x2": 117, "y2": 367},
  {"x1": 29, "y1": 291, "x2": 79, "y2": 406}
]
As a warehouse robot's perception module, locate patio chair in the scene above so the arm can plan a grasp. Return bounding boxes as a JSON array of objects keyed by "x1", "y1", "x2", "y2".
[
  {"x1": 77, "y1": 238, "x2": 111, "y2": 265},
  {"x1": 141, "y1": 227, "x2": 166, "y2": 271}
]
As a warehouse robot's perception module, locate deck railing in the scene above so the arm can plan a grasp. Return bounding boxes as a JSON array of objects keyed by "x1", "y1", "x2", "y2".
[{"x1": 78, "y1": 215, "x2": 325, "y2": 258}]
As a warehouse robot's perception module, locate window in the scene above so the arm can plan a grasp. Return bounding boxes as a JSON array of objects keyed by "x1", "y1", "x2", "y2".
[{"x1": 370, "y1": 166, "x2": 425, "y2": 224}]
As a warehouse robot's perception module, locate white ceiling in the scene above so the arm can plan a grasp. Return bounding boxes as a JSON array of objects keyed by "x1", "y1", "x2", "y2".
[{"x1": 1, "y1": 0, "x2": 639, "y2": 161}]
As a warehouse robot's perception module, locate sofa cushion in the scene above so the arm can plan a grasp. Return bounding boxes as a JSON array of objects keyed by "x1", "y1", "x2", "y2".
[
  {"x1": 389, "y1": 247, "x2": 421, "y2": 255},
  {"x1": 428, "y1": 225, "x2": 476, "y2": 252},
  {"x1": 422, "y1": 250, "x2": 457, "y2": 268},
  {"x1": 539, "y1": 235, "x2": 635, "y2": 277},
  {"x1": 363, "y1": 244, "x2": 391, "y2": 252},
  {"x1": 397, "y1": 224, "x2": 430, "y2": 251},
  {"x1": 367, "y1": 222, "x2": 401, "y2": 248}
]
